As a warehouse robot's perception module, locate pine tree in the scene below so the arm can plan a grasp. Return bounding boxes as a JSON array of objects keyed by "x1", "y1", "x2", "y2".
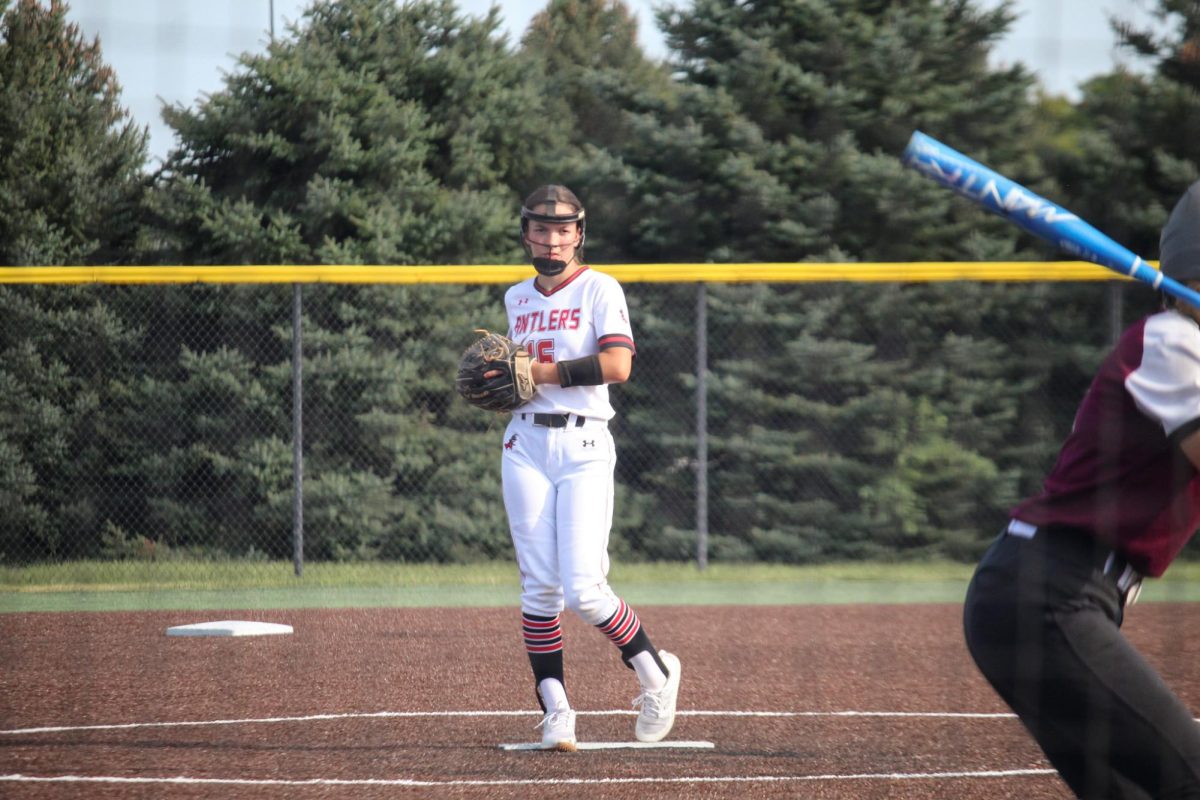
[
  {"x1": 522, "y1": 0, "x2": 669, "y2": 150},
  {"x1": 136, "y1": 0, "x2": 563, "y2": 561},
  {"x1": 0, "y1": 0, "x2": 147, "y2": 265},
  {"x1": 559, "y1": 0, "x2": 1057, "y2": 561},
  {"x1": 1041, "y1": 0, "x2": 1200, "y2": 255},
  {"x1": 150, "y1": 0, "x2": 558, "y2": 266},
  {"x1": 0, "y1": 0, "x2": 148, "y2": 562}
]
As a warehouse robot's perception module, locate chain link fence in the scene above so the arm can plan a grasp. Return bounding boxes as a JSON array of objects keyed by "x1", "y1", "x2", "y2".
[{"x1": 0, "y1": 271, "x2": 1157, "y2": 580}]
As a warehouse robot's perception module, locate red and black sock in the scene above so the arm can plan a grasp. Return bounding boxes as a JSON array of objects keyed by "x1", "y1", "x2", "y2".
[
  {"x1": 597, "y1": 599, "x2": 668, "y2": 675},
  {"x1": 523, "y1": 612, "x2": 563, "y2": 710}
]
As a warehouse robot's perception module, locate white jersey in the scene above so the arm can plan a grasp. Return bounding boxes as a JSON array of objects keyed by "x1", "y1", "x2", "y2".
[{"x1": 505, "y1": 267, "x2": 635, "y2": 421}]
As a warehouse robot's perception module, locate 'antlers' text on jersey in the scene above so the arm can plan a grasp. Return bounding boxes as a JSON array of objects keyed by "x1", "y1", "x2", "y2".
[{"x1": 505, "y1": 267, "x2": 635, "y2": 421}]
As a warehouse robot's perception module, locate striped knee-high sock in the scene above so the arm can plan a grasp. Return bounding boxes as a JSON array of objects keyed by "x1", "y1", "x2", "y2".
[
  {"x1": 523, "y1": 613, "x2": 564, "y2": 708},
  {"x1": 597, "y1": 599, "x2": 667, "y2": 674}
]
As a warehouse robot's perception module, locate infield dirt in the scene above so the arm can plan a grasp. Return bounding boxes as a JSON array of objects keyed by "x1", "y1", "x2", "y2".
[{"x1": 3, "y1": 603, "x2": 1198, "y2": 798}]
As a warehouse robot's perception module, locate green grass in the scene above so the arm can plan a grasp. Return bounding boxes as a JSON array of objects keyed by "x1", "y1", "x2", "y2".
[
  {"x1": 2, "y1": 559, "x2": 1198, "y2": 612},
  {"x1": 0, "y1": 559, "x2": 520, "y2": 592},
  {"x1": 0, "y1": 558, "x2": 979, "y2": 591}
]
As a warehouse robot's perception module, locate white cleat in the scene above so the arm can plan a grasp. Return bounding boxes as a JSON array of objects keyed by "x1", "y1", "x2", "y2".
[
  {"x1": 633, "y1": 650, "x2": 681, "y2": 743},
  {"x1": 537, "y1": 707, "x2": 577, "y2": 752}
]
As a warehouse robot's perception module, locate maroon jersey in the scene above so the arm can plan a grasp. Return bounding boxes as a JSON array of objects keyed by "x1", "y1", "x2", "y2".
[{"x1": 1011, "y1": 310, "x2": 1200, "y2": 577}]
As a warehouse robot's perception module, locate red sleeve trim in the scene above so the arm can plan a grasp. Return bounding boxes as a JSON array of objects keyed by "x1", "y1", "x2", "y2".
[{"x1": 599, "y1": 333, "x2": 636, "y2": 355}]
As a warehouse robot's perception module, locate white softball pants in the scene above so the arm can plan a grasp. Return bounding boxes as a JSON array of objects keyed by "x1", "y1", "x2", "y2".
[{"x1": 501, "y1": 414, "x2": 620, "y2": 626}]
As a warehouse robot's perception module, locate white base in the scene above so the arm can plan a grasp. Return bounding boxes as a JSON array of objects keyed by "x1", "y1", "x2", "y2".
[
  {"x1": 499, "y1": 740, "x2": 714, "y2": 751},
  {"x1": 166, "y1": 620, "x2": 293, "y2": 637}
]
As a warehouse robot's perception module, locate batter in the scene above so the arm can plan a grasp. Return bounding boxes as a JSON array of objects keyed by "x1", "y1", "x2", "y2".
[
  {"x1": 963, "y1": 180, "x2": 1200, "y2": 797},
  {"x1": 500, "y1": 185, "x2": 681, "y2": 751}
]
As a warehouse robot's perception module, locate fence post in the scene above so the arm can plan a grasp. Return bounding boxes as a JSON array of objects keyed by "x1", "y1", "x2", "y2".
[
  {"x1": 1107, "y1": 281, "x2": 1124, "y2": 347},
  {"x1": 695, "y1": 283, "x2": 709, "y2": 570},
  {"x1": 291, "y1": 283, "x2": 304, "y2": 577}
]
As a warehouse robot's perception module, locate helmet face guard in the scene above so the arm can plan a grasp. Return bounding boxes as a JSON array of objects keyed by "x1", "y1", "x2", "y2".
[{"x1": 520, "y1": 185, "x2": 586, "y2": 276}]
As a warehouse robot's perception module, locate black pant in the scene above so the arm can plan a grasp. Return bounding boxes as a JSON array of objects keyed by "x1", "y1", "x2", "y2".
[{"x1": 963, "y1": 528, "x2": 1200, "y2": 799}]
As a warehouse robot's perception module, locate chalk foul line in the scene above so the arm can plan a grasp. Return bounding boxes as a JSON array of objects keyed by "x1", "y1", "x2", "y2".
[
  {"x1": 0, "y1": 770, "x2": 1058, "y2": 787},
  {"x1": 0, "y1": 709, "x2": 1018, "y2": 736}
]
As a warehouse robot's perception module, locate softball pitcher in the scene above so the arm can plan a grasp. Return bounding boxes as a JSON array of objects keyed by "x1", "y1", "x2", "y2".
[{"x1": 501, "y1": 185, "x2": 680, "y2": 751}]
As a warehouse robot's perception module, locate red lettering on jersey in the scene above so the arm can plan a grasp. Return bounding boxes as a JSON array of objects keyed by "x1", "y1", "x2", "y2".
[
  {"x1": 527, "y1": 309, "x2": 581, "y2": 332},
  {"x1": 534, "y1": 339, "x2": 554, "y2": 363}
]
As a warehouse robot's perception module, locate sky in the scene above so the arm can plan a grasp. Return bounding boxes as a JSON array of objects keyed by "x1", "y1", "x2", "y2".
[{"x1": 60, "y1": 0, "x2": 1164, "y2": 165}]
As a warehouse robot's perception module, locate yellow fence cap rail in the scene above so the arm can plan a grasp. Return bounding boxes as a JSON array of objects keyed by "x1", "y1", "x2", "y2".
[{"x1": 0, "y1": 261, "x2": 1140, "y2": 285}]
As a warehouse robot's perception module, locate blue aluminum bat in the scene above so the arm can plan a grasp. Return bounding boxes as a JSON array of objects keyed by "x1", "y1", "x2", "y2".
[{"x1": 902, "y1": 130, "x2": 1200, "y2": 308}]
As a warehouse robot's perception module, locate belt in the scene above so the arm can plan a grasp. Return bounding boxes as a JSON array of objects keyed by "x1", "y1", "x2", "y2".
[
  {"x1": 521, "y1": 412, "x2": 587, "y2": 428},
  {"x1": 1007, "y1": 520, "x2": 1143, "y2": 606}
]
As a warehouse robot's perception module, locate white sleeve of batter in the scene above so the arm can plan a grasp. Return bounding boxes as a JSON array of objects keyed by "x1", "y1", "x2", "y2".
[{"x1": 1125, "y1": 311, "x2": 1200, "y2": 436}]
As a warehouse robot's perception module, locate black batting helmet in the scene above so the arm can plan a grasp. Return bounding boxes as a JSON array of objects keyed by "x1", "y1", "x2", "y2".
[{"x1": 1160, "y1": 181, "x2": 1200, "y2": 282}]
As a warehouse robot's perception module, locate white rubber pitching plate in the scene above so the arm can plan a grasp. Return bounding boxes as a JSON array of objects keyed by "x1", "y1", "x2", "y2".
[
  {"x1": 499, "y1": 741, "x2": 715, "y2": 751},
  {"x1": 165, "y1": 620, "x2": 294, "y2": 637}
]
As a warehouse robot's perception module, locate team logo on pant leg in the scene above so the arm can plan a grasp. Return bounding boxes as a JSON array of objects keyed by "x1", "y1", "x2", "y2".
[{"x1": 504, "y1": 434, "x2": 519, "y2": 450}]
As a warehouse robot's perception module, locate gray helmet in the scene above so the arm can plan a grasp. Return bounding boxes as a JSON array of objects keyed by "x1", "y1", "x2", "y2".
[
  {"x1": 520, "y1": 185, "x2": 586, "y2": 230},
  {"x1": 1160, "y1": 181, "x2": 1200, "y2": 281}
]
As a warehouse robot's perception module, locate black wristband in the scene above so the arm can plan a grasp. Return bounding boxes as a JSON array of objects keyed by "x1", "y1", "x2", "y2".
[{"x1": 557, "y1": 355, "x2": 604, "y2": 387}]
